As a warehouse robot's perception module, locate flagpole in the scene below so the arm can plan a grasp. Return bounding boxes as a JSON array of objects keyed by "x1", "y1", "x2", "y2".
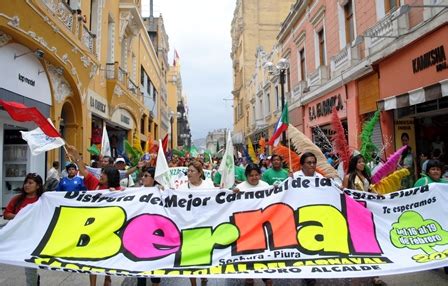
[{"x1": 287, "y1": 130, "x2": 292, "y2": 173}]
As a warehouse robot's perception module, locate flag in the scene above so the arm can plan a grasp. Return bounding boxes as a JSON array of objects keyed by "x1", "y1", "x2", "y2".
[
  {"x1": 154, "y1": 139, "x2": 171, "y2": 188},
  {"x1": 87, "y1": 144, "x2": 100, "y2": 156},
  {"x1": 173, "y1": 49, "x2": 180, "y2": 66},
  {"x1": 145, "y1": 133, "x2": 153, "y2": 153},
  {"x1": 133, "y1": 132, "x2": 144, "y2": 156},
  {"x1": 161, "y1": 134, "x2": 169, "y2": 153},
  {"x1": 20, "y1": 127, "x2": 65, "y2": 156},
  {"x1": 268, "y1": 103, "x2": 289, "y2": 146},
  {"x1": 101, "y1": 125, "x2": 111, "y2": 157},
  {"x1": 218, "y1": 130, "x2": 235, "y2": 188},
  {"x1": 190, "y1": 145, "x2": 199, "y2": 158},
  {"x1": 0, "y1": 100, "x2": 60, "y2": 138},
  {"x1": 247, "y1": 137, "x2": 259, "y2": 164}
]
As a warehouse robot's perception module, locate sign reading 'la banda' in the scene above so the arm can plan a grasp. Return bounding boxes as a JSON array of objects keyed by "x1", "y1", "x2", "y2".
[{"x1": 412, "y1": 45, "x2": 447, "y2": 73}]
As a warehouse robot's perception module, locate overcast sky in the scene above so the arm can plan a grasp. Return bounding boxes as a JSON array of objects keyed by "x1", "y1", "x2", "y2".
[{"x1": 142, "y1": 0, "x2": 236, "y2": 141}]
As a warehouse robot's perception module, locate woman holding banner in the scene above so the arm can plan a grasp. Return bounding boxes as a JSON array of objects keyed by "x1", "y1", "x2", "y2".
[
  {"x1": 342, "y1": 154, "x2": 371, "y2": 192},
  {"x1": 3, "y1": 173, "x2": 44, "y2": 286},
  {"x1": 178, "y1": 160, "x2": 214, "y2": 190},
  {"x1": 233, "y1": 163, "x2": 272, "y2": 286}
]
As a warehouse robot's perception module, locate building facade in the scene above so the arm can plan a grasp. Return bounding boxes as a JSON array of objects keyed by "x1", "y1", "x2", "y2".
[
  {"x1": 205, "y1": 129, "x2": 227, "y2": 154},
  {"x1": 0, "y1": 0, "x2": 168, "y2": 207},
  {"x1": 244, "y1": 0, "x2": 447, "y2": 161},
  {"x1": 230, "y1": 0, "x2": 296, "y2": 148}
]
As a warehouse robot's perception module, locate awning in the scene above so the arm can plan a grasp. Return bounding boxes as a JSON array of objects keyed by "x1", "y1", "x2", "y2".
[{"x1": 377, "y1": 80, "x2": 448, "y2": 111}]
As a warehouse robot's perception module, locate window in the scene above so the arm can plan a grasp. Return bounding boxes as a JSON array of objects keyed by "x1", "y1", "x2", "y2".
[
  {"x1": 299, "y1": 48, "x2": 306, "y2": 81},
  {"x1": 140, "y1": 66, "x2": 145, "y2": 85},
  {"x1": 385, "y1": 0, "x2": 399, "y2": 13},
  {"x1": 318, "y1": 29, "x2": 326, "y2": 66},
  {"x1": 344, "y1": 1, "x2": 355, "y2": 44},
  {"x1": 266, "y1": 92, "x2": 271, "y2": 114}
]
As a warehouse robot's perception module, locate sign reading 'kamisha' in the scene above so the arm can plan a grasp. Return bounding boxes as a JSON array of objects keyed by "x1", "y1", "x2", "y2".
[
  {"x1": 412, "y1": 45, "x2": 447, "y2": 73},
  {"x1": 309, "y1": 93, "x2": 344, "y2": 121},
  {"x1": 0, "y1": 180, "x2": 448, "y2": 278}
]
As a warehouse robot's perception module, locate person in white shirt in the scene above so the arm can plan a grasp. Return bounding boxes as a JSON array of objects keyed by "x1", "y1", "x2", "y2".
[
  {"x1": 233, "y1": 163, "x2": 272, "y2": 286},
  {"x1": 178, "y1": 160, "x2": 215, "y2": 190},
  {"x1": 47, "y1": 161, "x2": 60, "y2": 181},
  {"x1": 177, "y1": 160, "x2": 213, "y2": 286},
  {"x1": 295, "y1": 152, "x2": 322, "y2": 178}
]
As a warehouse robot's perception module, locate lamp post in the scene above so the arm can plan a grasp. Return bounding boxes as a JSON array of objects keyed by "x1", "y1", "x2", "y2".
[
  {"x1": 169, "y1": 111, "x2": 174, "y2": 149},
  {"x1": 264, "y1": 58, "x2": 289, "y2": 145}
]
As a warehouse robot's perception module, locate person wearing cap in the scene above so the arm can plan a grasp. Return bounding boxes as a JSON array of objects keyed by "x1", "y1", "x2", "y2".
[
  {"x1": 56, "y1": 163, "x2": 87, "y2": 192},
  {"x1": 114, "y1": 157, "x2": 135, "y2": 187}
]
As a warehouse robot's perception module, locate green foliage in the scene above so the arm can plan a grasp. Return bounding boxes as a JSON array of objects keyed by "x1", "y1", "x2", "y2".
[{"x1": 390, "y1": 211, "x2": 448, "y2": 254}]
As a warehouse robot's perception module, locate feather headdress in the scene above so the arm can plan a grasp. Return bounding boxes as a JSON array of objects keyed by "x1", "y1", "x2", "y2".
[
  {"x1": 371, "y1": 168, "x2": 410, "y2": 195},
  {"x1": 360, "y1": 110, "x2": 380, "y2": 163},
  {"x1": 273, "y1": 144, "x2": 301, "y2": 172},
  {"x1": 371, "y1": 145, "x2": 408, "y2": 184},
  {"x1": 331, "y1": 107, "x2": 351, "y2": 175},
  {"x1": 287, "y1": 124, "x2": 339, "y2": 178}
]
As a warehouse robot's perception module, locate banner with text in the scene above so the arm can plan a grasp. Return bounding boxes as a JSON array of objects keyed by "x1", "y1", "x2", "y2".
[{"x1": 0, "y1": 179, "x2": 448, "y2": 278}]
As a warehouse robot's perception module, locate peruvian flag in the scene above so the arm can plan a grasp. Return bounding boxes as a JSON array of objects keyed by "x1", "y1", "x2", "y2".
[
  {"x1": 268, "y1": 102, "x2": 289, "y2": 146},
  {"x1": 0, "y1": 100, "x2": 61, "y2": 138}
]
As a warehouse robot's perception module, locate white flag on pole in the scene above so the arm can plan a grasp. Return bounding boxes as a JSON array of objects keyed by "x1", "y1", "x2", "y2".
[
  {"x1": 218, "y1": 130, "x2": 235, "y2": 188},
  {"x1": 101, "y1": 125, "x2": 111, "y2": 157},
  {"x1": 20, "y1": 127, "x2": 65, "y2": 156},
  {"x1": 155, "y1": 139, "x2": 172, "y2": 188}
]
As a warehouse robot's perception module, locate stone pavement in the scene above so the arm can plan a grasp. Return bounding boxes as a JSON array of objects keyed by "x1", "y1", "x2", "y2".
[{"x1": 0, "y1": 263, "x2": 447, "y2": 286}]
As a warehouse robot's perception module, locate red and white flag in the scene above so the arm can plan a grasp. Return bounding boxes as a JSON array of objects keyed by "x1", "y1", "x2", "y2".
[
  {"x1": 268, "y1": 103, "x2": 289, "y2": 146},
  {"x1": 0, "y1": 100, "x2": 61, "y2": 138}
]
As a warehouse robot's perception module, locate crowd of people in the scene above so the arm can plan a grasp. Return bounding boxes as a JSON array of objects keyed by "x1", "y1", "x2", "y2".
[{"x1": 3, "y1": 136, "x2": 448, "y2": 286}]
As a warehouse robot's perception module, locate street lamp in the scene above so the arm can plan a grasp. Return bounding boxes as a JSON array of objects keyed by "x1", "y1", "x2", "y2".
[
  {"x1": 169, "y1": 112, "x2": 174, "y2": 149},
  {"x1": 264, "y1": 58, "x2": 289, "y2": 145}
]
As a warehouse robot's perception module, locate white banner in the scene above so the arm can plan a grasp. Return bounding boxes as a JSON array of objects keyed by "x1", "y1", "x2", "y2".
[
  {"x1": 1, "y1": 181, "x2": 448, "y2": 279},
  {"x1": 20, "y1": 127, "x2": 65, "y2": 155}
]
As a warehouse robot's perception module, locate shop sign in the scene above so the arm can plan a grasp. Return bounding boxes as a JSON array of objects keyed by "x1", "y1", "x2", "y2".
[
  {"x1": 0, "y1": 43, "x2": 51, "y2": 105},
  {"x1": 308, "y1": 94, "x2": 344, "y2": 121},
  {"x1": 88, "y1": 89, "x2": 108, "y2": 117},
  {"x1": 111, "y1": 108, "x2": 134, "y2": 129},
  {"x1": 412, "y1": 45, "x2": 447, "y2": 74}
]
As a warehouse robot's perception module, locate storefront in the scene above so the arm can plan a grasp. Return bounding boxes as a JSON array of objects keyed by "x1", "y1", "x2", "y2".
[
  {"x1": 302, "y1": 85, "x2": 352, "y2": 151},
  {"x1": 0, "y1": 42, "x2": 51, "y2": 208},
  {"x1": 377, "y1": 24, "x2": 448, "y2": 162},
  {"x1": 108, "y1": 108, "x2": 135, "y2": 158},
  {"x1": 88, "y1": 89, "x2": 109, "y2": 159}
]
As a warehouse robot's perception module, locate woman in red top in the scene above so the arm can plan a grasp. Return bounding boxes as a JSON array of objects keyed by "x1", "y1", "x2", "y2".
[
  {"x1": 4, "y1": 173, "x2": 43, "y2": 219},
  {"x1": 3, "y1": 173, "x2": 43, "y2": 286}
]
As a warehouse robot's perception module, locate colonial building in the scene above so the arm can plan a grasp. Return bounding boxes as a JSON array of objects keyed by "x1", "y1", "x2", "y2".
[
  {"x1": 230, "y1": 0, "x2": 296, "y2": 149},
  {"x1": 0, "y1": 0, "x2": 168, "y2": 207},
  {"x1": 205, "y1": 129, "x2": 227, "y2": 154},
  {"x1": 246, "y1": 0, "x2": 448, "y2": 160}
]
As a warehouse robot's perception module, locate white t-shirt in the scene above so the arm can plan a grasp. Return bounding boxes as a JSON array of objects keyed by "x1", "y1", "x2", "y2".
[
  {"x1": 235, "y1": 180, "x2": 270, "y2": 191},
  {"x1": 178, "y1": 179, "x2": 215, "y2": 190},
  {"x1": 293, "y1": 170, "x2": 323, "y2": 178}
]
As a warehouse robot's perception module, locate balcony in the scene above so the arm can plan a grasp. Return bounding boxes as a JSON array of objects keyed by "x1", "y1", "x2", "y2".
[
  {"x1": 291, "y1": 81, "x2": 307, "y2": 104},
  {"x1": 363, "y1": 7, "x2": 409, "y2": 56},
  {"x1": 330, "y1": 45, "x2": 360, "y2": 77},
  {"x1": 307, "y1": 65, "x2": 329, "y2": 87},
  {"x1": 105, "y1": 62, "x2": 143, "y2": 103},
  {"x1": 39, "y1": 0, "x2": 96, "y2": 55}
]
